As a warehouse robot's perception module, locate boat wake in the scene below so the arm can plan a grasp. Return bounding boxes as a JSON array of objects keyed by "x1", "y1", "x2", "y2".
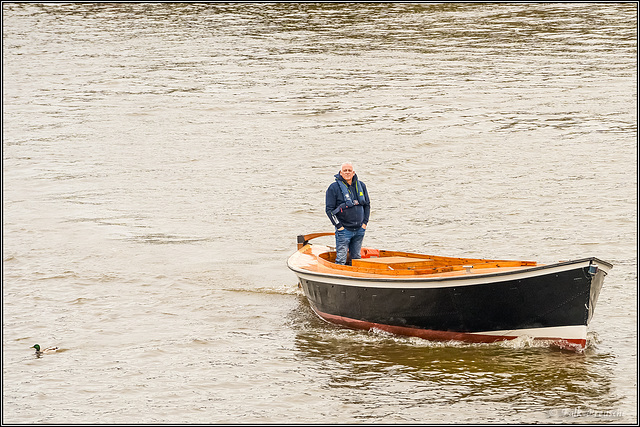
[
  {"x1": 366, "y1": 327, "x2": 601, "y2": 352},
  {"x1": 225, "y1": 284, "x2": 303, "y2": 296}
]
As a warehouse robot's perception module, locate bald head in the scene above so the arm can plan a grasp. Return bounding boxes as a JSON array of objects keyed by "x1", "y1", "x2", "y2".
[
  {"x1": 339, "y1": 162, "x2": 355, "y2": 184},
  {"x1": 341, "y1": 162, "x2": 353, "y2": 170}
]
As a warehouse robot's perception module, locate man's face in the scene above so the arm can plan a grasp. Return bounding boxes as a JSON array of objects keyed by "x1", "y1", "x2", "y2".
[{"x1": 340, "y1": 164, "x2": 354, "y2": 182}]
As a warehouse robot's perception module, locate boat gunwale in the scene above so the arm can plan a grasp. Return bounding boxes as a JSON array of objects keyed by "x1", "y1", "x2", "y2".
[{"x1": 288, "y1": 248, "x2": 612, "y2": 284}]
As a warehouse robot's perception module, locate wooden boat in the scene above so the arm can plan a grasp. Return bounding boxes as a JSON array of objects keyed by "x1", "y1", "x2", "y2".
[{"x1": 288, "y1": 232, "x2": 613, "y2": 351}]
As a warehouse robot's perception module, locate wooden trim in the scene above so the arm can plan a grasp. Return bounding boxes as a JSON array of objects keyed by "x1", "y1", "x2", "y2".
[{"x1": 297, "y1": 232, "x2": 335, "y2": 249}]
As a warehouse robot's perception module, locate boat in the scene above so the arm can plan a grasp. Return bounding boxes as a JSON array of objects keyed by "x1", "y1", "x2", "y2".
[{"x1": 287, "y1": 232, "x2": 612, "y2": 351}]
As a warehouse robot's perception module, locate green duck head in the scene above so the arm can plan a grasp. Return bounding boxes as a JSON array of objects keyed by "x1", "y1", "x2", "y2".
[{"x1": 31, "y1": 344, "x2": 41, "y2": 352}]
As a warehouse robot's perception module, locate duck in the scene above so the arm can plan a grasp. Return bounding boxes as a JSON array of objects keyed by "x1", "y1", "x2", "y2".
[{"x1": 31, "y1": 344, "x2": 59, "y2": 356}]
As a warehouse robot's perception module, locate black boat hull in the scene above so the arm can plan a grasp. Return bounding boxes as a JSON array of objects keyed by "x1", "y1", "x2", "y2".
[{"x1": 295, "y1": 258, "x2": 609, "y2": 349}]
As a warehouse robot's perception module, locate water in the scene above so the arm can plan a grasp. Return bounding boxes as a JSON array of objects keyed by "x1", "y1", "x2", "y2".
[{"x1": 2, "y1": 3, "x2": 637, "y2": 424}]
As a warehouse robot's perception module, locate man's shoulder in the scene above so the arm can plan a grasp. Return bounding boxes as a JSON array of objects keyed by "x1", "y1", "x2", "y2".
[{"x1": 327, "y1": 180, "x2": 340, "y2": 192}]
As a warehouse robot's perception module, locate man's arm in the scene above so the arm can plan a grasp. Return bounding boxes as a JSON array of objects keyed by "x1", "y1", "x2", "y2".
[
  {"x1": 362, "y1": 183, "x2": 370, "y2": 226},
  {"x1": 325, "y1": 184, "x2": 342, "y2": 229}
]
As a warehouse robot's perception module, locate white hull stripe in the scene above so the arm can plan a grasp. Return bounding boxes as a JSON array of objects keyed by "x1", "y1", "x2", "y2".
[
  {"x1": 469, "y1": 325, "x2": 588, "y2": 340},
  {"x1": 290, "y1": 259, "x2": 601, "y2": 289}
]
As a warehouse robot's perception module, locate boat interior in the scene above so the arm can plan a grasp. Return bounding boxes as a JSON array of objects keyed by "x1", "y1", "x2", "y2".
[
  {"x1": 293, "y1": 233, "x2": 539, "y2": 277},
  {"x1": 316, "y1": 248, "x2": 537, "y2": 276}
]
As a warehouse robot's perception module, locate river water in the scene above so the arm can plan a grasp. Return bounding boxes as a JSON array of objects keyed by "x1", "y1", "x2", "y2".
[{"x1": 2, "y1": 3, "x2": 637, "y2": 424}]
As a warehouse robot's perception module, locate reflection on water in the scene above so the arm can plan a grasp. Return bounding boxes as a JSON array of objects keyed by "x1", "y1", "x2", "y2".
[{"x1": 291, "y1": 297, "x2": 619, "y2": 413}]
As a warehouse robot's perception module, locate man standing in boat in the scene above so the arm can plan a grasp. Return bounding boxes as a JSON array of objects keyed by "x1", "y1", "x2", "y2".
[{"x1": 326, "y1": 162, "x2": 371, "y2": 265}]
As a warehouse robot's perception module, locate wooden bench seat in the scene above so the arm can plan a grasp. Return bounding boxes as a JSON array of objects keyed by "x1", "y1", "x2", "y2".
[{"x1": 352, "y1": 256, "x2": 434, "y2": 271}]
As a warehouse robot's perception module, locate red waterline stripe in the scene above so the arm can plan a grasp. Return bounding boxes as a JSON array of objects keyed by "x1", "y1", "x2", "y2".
[{"x1": 313, "y1": 307, "x2": 586, "y2": 351}]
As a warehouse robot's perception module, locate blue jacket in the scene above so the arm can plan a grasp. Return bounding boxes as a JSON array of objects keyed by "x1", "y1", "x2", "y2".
[{"x1": 326, "y1": 173, "x2": 370, "y2": 230}]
